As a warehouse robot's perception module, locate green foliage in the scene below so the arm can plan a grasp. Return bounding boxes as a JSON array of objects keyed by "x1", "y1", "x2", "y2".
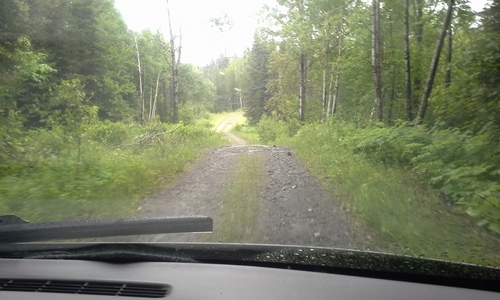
[
  {"x1": 233, "y1": 123, "x2": 260, "y2": 144},
  {"x1": 349, "y1": 123, "x2": 500, "y2": 234},
  {"x1": 256, "y1": 115, "x2": 301, "y2": 144},
  {"x1": 281, "y1": 122, "x2": 499, "y2": 266},
  {"x1": 42, "y1": 79, "x2": 98, "y2": 130},
  {"x1": 0, "y1": 111, "x2": 25, "y2": 169},
  {"x1": 243, "y1": 38, "x2": 272, "y2": 124},
  {"x1": 178, "y1": 64, "x2": 215, "y2": 111},
  {"x1": 0, "y1": 120, "x2": 226, "y2": 222}
]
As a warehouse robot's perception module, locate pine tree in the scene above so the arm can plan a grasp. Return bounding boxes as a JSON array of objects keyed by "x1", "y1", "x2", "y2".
[{"x1": 244, "y1": 38, "x2": 271, "y2": 125}]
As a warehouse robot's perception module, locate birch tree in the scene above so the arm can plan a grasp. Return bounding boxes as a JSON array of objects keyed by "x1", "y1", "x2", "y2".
[
  {"x1": 404, "y1": 0, "x2": 413, "y2": 121},
  {"x1": 133, "y1": 33, "x2": 145, "y2": 124},
  {"x1": 371, "y1": 0, "x2": 383, "y2": 121},
  {"x1": 414, "y1": 0, "x2": 454, "y2": 125},
  {"x1": 167, "y1": 1, "x2": 181, "y2": 123}
]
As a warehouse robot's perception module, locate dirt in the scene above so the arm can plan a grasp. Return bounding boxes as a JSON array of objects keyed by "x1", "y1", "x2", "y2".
[{"x1": 96, "y1": 114, "x2": 352, "y2": 248}]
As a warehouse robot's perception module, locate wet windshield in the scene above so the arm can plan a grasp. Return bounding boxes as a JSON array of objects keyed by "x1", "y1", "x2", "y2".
[{"x1": 0, "y1": 0, "x2": 498, "y2": 269}]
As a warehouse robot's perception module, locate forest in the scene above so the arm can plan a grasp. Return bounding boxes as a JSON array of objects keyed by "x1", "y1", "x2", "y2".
[{"x1": 0, "y1": 0, "x2": 498, "y2": 243}]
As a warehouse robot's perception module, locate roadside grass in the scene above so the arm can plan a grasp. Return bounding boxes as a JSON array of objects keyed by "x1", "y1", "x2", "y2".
[
  {"x1": 231, "y1": 117, "x2": 262, "y2": 145},
  {"x1": 208, "y1": 153, "x2": 266, "y2": 243},
  {"x1": 285, "y1": 124, "x2": 499, "y2": 267},
  {"x1": 0, "y1": 122, "x2": 227, "y2": 223}
]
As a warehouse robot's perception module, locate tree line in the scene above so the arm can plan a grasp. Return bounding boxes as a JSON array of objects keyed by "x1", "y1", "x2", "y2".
[
  {"x1": 233, "y1": 0, "x2": 498, "y2": 134},
  {"x1": 0, "y1": 0, "x2": 216, "y2": 128}
]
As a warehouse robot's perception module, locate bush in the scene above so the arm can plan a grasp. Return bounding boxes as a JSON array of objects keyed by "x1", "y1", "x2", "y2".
[
  {"x1": 0, "y1": 120, "x2": 226, "y2": 222},
  {"x1": 284, "y1": 122, "x2": 499, "y2": 265},
  {"x1": 351, "y1": 123, "x2": 500, "y2": 234},
  {"x1": 256, "y1": 115, "x2": 301, "y2": 143}
]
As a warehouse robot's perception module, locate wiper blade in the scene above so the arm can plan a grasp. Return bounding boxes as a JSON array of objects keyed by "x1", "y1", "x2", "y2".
[{"x1": 0, "y1": 215, "x2": 212, "y2": 243}]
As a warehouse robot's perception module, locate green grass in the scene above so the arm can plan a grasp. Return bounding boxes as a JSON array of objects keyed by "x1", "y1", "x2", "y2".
[
  {"x1": 208, "y1": 111, "x2": 242, "y2": 131},
  {"x1": 207, "y1": 153, "x2": 266, "y2": 243},
  {"x1": 0, "y1": 122, "x2": 227, "y2": 223},
  {"x1": 284, "y1": 123, "x2": 499, "y2": 267},
  {"x1": 231, "y1": 116, "x2": 262, "y2": 144}
]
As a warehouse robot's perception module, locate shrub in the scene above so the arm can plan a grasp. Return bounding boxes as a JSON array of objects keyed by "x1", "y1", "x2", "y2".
[{"x1": 352, "y1": 123, "x2": 499, "y2": 234}]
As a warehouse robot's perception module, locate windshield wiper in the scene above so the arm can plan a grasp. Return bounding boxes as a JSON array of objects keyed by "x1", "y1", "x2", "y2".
[{"x1": 0, "y1": 215, "x2": 212, "y2": 243}]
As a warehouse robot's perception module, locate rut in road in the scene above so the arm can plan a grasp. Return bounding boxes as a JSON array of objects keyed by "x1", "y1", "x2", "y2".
[{"x1": 98, "y1": 115, "x2": 352, "y2": 247}]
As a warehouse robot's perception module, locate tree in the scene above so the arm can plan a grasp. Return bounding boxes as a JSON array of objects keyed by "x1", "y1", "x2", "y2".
[
  {"x1": 25, "y1": 0, "x2": 137, "y2": 121},
  {"x1": 404, "y1": 0, "x2": 413, "y2": 121},
  {"x1": 269, "y1": 0, "x2": 318, "y2": 122},
  {"x1": 244, "y1": 38, "x2": 271, "y2": 124},
  {"x1": 178, "y1": 64, "x2": 215, "y2": 116},
  {"x1": 167, "y1": 1, "x2": 181, "y2": 124},
  {"x1": 134, "y1": 30, "x2": 171, "y2": 123},
  {"x1": 371, "y1": 0, "x2": 383, "y2": 121},
  {"x1": 414, "y1": 0, "x2": 454, "y2": 125},
  {"x1": 134, "y1": 33, "x2": 145, "y2": 123}
]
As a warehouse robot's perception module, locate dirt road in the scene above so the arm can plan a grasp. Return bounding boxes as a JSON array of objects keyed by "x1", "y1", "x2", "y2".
[
  {"x1": 99, "y1": 113, "x2": 352, "y2": 247},
  {"x1": 215, "y1": 111, "x2": 247, "y2": 145}
]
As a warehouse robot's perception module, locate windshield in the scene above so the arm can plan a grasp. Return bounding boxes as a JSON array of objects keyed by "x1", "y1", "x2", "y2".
[{"x1": 0, "y1": 0, "x2": 498, "y2": 270}]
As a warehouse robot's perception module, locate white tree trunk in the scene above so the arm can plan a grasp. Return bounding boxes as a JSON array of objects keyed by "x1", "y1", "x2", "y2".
[{"x1": 134, "y1": 34, "x2": 144, "y2": 124}]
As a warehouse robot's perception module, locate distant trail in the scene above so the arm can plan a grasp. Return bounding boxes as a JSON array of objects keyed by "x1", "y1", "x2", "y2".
[{"x1": 215, "y1": 112, "x2": 246, "y2": 145}]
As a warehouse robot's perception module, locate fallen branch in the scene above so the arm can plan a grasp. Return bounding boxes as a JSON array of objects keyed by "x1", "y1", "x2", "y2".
[{"x1": 117, "y1": 125, "x2": 181, "y2": 148}]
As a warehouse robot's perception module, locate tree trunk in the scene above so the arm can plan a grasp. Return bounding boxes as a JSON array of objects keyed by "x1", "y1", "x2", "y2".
[
  {"x1": 149, "y1": 86, "x2": 153, "y2": 122},
  {"x1": 388, "y1": 69, "x2": 395, "y2": 124},
  {"x1": 151, "y1": 72, "x2": 160, "y2": 121},
  {"x1": 388, "y1": 8, "x2": 395, "y2": 124},
  {"x1": 299, "y1": 53, "x2": 307, "y2": 122},
  {"x1": 332, "y1": 69, "x2": 340, "y2": 116},
  {"x1": 371, "y1": 0, "x2": 383, "y2": 121},
  {"x1": 414, "y1": 0, "x2": 454, "y2": 125},
  {"x1": 167, "y1": 3, "x2": 181, "y2": 124},
  {"x1": 445, "y1": 26, "x2": 452, "y2": 88},
  {"x1": 134, "y1": 34, "x2": 144, "y2": 124},
  {"x1": 321, "y1": 40, "x2": 330, "y2": 121},
  {"x1": 404, "y1": 0, "x2": 413, "y2": 121},
  {"x1": 331, "y1": 33, "x2": 342, "y2": 116},
  {"x1": 413, "y1": 0, "x2": 424, "y2": 92},
  {"x1": 326, "y1": 58, "x2": 335, "y2": 118}
]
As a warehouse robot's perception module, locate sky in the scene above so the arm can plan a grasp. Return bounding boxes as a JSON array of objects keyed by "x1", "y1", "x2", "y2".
[
  {"x1": 114, "y1": 0, "x2": 490, "y2": 67},
  {"x1": 114, "y1": 0, "x2": 274, "y2": 66}
]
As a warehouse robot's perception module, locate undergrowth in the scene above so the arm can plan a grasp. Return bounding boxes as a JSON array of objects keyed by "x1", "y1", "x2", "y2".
[
  {"x1": 0, "y1": 119, "x2": 226, "y2": 222},
  {"x1": 232, "y1": 116, "x2": 261, "y2": 144}
]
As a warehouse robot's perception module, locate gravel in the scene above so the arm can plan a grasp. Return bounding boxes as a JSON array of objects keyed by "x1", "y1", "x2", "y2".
[{"x1": 94, "y1": 144, "x2": 352, "y2": 248}]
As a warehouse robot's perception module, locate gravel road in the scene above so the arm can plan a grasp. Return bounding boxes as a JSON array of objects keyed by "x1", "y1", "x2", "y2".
[{"x1": 96, "y1": 114, "x2": 352, "y2": 248}]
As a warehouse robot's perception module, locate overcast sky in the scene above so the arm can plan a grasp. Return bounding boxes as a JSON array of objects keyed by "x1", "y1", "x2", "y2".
[
  {"x1": 114, "y1": 0, "x2": 490, "y2": 67},
  {"x1": 114, "y1": 0, "x2": 274, "y2": 66}
]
